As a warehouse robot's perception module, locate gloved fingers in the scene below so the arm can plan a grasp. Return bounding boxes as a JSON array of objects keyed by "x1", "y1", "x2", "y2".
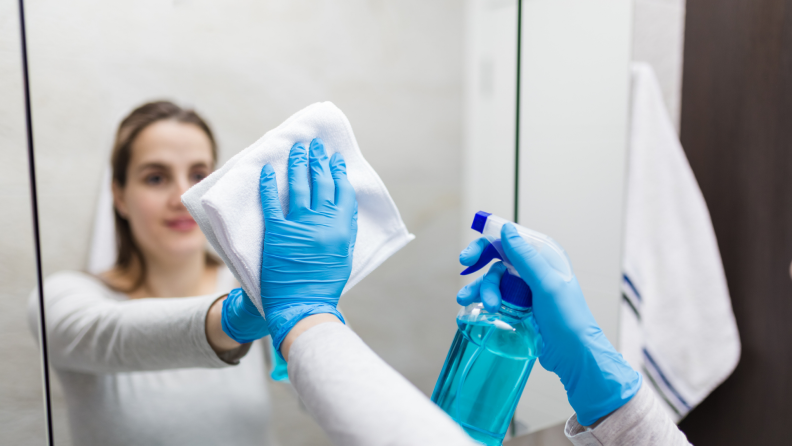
[
  {"x1": 480, "y1": 261, "x2": 506, "y2": 313},
  {"x1": 459, "y1": 237, "x2": 491, "y2": 266},
  {"x1": 287, "y1": 143, "x2": 310, "y2": 214},
  {"x1": 309, "y1": 138, "x2": 335, "y2": 210},
  {"x1": 330, "y1": 152, "x2": 356, "y2": 215},
  {"x1": 259, "y1": 164, "x2": 285, "y2": 224},
  {"x1": 456, "y1": 274, "x2": 484, "y2": 306},
  {"x1": 501, "y1": 223, "x2": 554, "y2": 289},
  {"x1": 455, "y1": 262, "x2": 505, "y2": 311}
]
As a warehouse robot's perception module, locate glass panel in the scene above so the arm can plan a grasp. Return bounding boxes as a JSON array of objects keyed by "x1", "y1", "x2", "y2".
[
  {"x1": 25, "y1": 1, "x2": 466, "y2": 445},
  {"x1": 0, "y1": 0, "x2": 50, "y2": 444}
]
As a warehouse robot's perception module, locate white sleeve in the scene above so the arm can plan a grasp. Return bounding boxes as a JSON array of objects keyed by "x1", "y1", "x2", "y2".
[
  {"x1": 287, "y1": 322, "x2": 477, "y2": 446},
  {"x1": 564, "y1": 383, "x2": 692, "y2": 446},
  {"x1": 27, "y1": 272, "x2": 248, "y2": 373}
]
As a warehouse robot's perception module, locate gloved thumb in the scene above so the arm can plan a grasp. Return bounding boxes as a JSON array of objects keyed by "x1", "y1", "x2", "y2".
[{"x1": 501, "y1": 223, "x2": 555, "y2": 290}]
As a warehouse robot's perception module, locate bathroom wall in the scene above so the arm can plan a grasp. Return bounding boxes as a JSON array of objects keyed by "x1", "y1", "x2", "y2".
[{"x1": 633, "y1": 0, "x2": 687, "y2": 130}]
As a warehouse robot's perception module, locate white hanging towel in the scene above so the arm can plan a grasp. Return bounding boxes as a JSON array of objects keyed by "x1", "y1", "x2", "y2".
[
  {"x1": 619, "y1": 63, "x2": 741, "y2": 422},
  {"x1": 182, "y1": 102, "x2": 415, "y2": 316}
]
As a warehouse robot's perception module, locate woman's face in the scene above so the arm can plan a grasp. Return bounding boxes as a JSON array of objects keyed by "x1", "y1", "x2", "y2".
[{"x1": 113, "y1": 120, "x2": 213, "y2": 264}]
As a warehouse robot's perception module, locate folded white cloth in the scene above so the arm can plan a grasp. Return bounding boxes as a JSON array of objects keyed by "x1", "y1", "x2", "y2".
[
  {"x1": 619, "y1": 63, "x2": 741, "y2": 421},
  {"x1": 183, "y1": 102, "x2": 415, "y2": 316}
]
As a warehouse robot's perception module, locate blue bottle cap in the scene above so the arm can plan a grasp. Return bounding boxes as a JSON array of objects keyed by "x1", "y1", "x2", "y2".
[
  {"x1": 499, "y1": 269, "x2": 533, "y2": 308},
  {"x1": 471, "y1": 211, "x2": 492, "y2": 233}
]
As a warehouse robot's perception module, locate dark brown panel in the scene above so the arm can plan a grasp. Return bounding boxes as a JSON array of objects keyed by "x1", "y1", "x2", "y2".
[{"x1": 678, "y1": 0, "x2": 792, "y2": 444}]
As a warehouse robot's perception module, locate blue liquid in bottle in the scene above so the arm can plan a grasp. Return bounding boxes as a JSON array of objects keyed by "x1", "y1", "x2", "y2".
[{"x1": 432, "y1": 271, "x2": 542, "y2": 445}]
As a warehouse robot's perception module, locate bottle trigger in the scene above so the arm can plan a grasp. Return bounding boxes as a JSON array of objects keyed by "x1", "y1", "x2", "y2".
[{"x1": 460, "y1": 241, "x2": 502, "y2": 275}]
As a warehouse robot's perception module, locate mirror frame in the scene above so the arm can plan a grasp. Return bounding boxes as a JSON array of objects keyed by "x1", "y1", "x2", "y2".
[{"x1": 17, "y1": 0, "x2": 55, "y2": 443}]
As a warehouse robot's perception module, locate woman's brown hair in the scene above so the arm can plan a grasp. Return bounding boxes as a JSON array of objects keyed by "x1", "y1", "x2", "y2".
[{"x1": 110, "y1": 100, "x2": 220, "y2": 293}]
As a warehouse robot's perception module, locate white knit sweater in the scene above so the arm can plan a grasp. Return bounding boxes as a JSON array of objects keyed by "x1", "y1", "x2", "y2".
[{"x1": 28, "y1": 268, "x2": 275, "y2": 446}]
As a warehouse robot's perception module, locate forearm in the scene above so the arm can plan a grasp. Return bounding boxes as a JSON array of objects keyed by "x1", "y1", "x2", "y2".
[
  {"x1": 287, "y1": 321, "x2": 477, "y2": 446},
  {"x1": 565, "y1": 384, "x2": 692, "y2": 446},
  {"x1": 44, "y1": 292, "x2": 245, "y2": 373}
]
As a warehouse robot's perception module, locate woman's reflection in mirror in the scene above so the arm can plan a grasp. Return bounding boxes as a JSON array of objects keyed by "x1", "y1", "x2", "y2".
[
  {"x1": 29, "y1": 101, "x2": 276, "y2": 446},
  {"x1": 105, "y1": 101, "x2": 220, "y2": 298}
]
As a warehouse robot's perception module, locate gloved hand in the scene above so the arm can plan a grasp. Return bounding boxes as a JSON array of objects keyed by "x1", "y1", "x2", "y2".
[
  {"x1": 259, "y1": 138, "x2": 357, "y2": 355},
  {"x1": 221, "y1": 287, "x2": 269, "y2": 344},
  {"x1": 457, "y1": 223, "x2": 641, "y2": 426}
]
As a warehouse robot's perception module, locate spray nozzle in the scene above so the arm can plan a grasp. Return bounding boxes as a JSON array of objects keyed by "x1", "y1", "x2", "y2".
[
  {"x1": 459, "y1": 211, "x2": 574, "y2": 283},
  {"x1": 460, "y1": 212, "x2": 535, "y2": 308}
]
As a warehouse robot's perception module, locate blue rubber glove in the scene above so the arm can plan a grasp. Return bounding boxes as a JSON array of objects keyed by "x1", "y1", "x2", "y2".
[
  {"x1": 269, "y1": 344, "x2": 290, "y2": 382},
  {"x1": 259, "y1": 138, "x2": 357, "y2": 355},
  {"x1": 457, "y1": 223, "x2": 641, "y2": 426},
  {"x1": 220, "y1": 288, "x2": 288, "y2": 381},
  {"x1": 221, "y1": 287, "x2": 269, "y2": 344}
]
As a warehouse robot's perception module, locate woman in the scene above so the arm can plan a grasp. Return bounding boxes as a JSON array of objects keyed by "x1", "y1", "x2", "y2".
[{"x1": 29, "y1": 101, "x2": 275, "y2": 446}]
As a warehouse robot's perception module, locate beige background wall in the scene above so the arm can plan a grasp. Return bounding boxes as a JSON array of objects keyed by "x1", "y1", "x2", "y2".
[{"x1": 633, "y1": 0, "x2": 687, "y2": 131}]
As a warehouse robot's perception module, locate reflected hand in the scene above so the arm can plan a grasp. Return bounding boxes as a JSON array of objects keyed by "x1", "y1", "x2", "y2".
[{"x1": 220, "y1": 288, "x2": 268, "y2": 344}]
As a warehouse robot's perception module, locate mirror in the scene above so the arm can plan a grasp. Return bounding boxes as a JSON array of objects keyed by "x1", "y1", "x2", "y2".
[
  {"x1": 465, "y1": 0, "x2": 633, "y2": 437},
  {"x1": 23, "y1": 0, "x2": 641, "y2": 444},
  {"x1": 0, "y1": 0, "x2": 51, "y2": 443},
  {"x1": 24, "y1": 1, "x2": 466, "y2": 445}
]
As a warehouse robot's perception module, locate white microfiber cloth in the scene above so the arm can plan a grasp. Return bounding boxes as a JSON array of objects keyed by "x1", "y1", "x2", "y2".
[
  {"x1": 619, "y1": 63, "x2": 740, "y2": 422},
  {"x1": 183, "y1": 102, "x2": 415, "y2": 316}
]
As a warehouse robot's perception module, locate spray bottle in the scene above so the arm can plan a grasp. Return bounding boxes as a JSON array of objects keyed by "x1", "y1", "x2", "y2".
[{"x1": 431, "y1": 211, "x2": 573, "y2": 445}]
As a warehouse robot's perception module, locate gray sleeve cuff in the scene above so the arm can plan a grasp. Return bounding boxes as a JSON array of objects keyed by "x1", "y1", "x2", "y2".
[
  {"x1": 564, "y1": 384, "x2": 692, "y2": 446},
  {"x1": 190, "y1": 294, "x2": 252, "y2": 367},
  {"x1": 216, "y1": 342, "x2": 253, "y2": 364}
]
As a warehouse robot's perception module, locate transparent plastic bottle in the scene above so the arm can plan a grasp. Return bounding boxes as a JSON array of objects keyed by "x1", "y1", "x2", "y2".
[{"x1": 431, "y1": 271, "x2": 542, "y2": 446}]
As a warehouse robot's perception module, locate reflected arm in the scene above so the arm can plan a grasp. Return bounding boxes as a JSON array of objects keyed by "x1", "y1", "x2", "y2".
[{"x1": 28, "y1": 272, "x2": 249, "y2": 373}]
